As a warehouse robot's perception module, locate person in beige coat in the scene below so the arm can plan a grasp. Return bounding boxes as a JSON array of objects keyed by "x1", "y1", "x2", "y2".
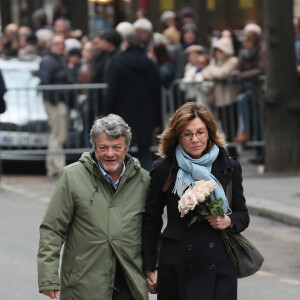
[{"x1": 202, "y1": 36, "x2": 240, "y2": 154}]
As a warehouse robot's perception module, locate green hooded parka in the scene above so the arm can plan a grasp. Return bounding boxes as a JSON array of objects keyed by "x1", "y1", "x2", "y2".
[{"x1": 37, "y1": 152, "x2": 150, "y2": 300}]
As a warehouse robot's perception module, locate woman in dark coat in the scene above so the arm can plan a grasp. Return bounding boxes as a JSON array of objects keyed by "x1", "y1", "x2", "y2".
[{"x1": 142, "y1": 102, "x2": 249, "y2": 300}]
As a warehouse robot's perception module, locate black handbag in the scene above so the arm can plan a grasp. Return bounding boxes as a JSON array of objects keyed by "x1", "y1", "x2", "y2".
[
  {"x1": 234, "y1": 232, "x2": 264, "y2": 278},
  {"x1": 226, "y1": 169, "x2": 264, "y2": 278}
]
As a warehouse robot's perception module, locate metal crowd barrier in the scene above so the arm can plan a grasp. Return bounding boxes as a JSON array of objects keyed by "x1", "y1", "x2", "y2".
[
  {"x1": 0, "y1": 78, "x2": 265, "y2": 163},
  {"x1": 0, "y1": 83, "x2": 107, "y2": 161},
  {"x1": 161, "y1": 77, "x2": 266, "y2": 148}
]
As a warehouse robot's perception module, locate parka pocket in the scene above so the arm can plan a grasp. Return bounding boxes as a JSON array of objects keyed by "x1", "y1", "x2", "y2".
[{"x1": 67, "y1": 256, "x2": 82, "y2": 288}]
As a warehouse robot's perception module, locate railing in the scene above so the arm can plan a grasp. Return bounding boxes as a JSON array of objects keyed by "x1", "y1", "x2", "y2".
[
  {"x1": 0, "y1": 78, "x2": 266, "y2": 162},
  {"x1": 0, "y1": 83, "x2": 107, "y2": 160},
  {"x1": 161, "y1": 77, "x2": 266, "y2": 148}
]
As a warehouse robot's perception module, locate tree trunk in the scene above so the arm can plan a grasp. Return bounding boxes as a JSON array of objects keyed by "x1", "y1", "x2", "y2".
[
  {"x1": 113, "y1": 0, "x2": 126, "y2": 28},
  {"x1": 129, "y1": 0, "x2": 138, "y2": 23},
  {"x1": 264, "y1": 0, "x2": 300, "y2": 172},
  {"x1": 65, "y1": 0, "x2": 88, "y2": 36},
  {"x1": 0, "y1": 0, "x2": 12, "y2": 29},
  {"x1": 190, "y1": 0, "x2": 210, "y2": 48}
]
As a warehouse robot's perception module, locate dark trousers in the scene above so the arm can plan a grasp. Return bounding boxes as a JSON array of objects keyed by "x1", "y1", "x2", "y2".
[{"x1": 112, "y1": 260, "x2": 134, "y2": 300}]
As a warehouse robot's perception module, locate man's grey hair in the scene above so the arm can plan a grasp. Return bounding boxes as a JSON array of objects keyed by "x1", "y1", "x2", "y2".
[{"x1": 90, "y1": 114, "x2": 132, "y2": 148}]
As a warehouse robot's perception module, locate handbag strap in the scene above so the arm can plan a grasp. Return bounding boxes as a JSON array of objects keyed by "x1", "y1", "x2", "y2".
[{"x1": 162, "y1": 168, "x2": 177, "y2": 192}]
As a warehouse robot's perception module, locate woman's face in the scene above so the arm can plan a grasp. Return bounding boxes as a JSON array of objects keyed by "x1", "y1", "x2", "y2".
[
  {"x1": 179, "y1": 117, "x2": 209, "y2": 159},
  {"x1": 214, "y1": 48, "x2": 225, "y2": 60},
  {"x1": 184, "y1": 30, "x2": 196, "y2": 44},
  {"x1": 242, "y1": 37, "x2": 254, "y2": 50}
]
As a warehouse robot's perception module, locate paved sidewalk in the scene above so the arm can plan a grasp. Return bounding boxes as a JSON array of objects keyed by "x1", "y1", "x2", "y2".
[
  {"x1": 1, "y1": 150, "x2": 300, "y2": 227},
  {"x1": 239, "y1": 151, "x2": 300, "y2": 227}
]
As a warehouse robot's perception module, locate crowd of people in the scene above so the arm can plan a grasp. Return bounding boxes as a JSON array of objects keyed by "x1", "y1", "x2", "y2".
[{"x1": 0, "y1": 4, "x2": 270, "y2": 174}]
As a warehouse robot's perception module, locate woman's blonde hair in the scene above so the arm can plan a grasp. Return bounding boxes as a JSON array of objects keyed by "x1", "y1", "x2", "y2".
[{"x1": 158, "y1": 102, "x2": 226, "y2": 156}]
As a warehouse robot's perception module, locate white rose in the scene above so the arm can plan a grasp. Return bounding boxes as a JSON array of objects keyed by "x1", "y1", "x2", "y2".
[
  {"x1": 193, "y1": 180, "x2": 210, "y2": 198},
  {"x1": 178, "y1": 189, "x2": 198, "y2": 217},
  {"x1": 206, "y1": 180, "x2": 216, "y2": 193},
  {"x1": 190, "y1": 188, "x2": 206, "y2": 203}
]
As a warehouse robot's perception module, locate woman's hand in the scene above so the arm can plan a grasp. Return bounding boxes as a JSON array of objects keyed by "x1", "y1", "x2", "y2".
[
  {"x1": 145, "y1": 269, "x2": 158, "y2": 294},
  {"x1": 205, "y1": 215, "x2": 232, "y2": 230}
]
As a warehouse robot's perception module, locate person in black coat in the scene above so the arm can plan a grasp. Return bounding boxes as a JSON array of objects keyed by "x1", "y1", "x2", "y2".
[
  {"x1": 142, "y1": 102, "x2": 249, "y2": 300},
  {"x1": 106, "y1": 32, "x2": 162, "y2": 171},
  {"x1": 89, "y1": 29, "x2": 122, "y2": 126}
]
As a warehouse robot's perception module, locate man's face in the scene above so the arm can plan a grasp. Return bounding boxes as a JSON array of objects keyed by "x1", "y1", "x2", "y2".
[
  {"x1": 92, "y1": 37, "x2": 105, "y2": 54},
  {"x1": 135, "y1": 29, "x2": 150, "y2": 43},
  {"x1": 54, "y1": 20, "x2": 68, "y2": 35},
  {"x1": 50, "y1": 35, "x2": 65, "y2": 56},
  {"x1": 94, "y1": 133, "x2": 128, "y2": 177}
]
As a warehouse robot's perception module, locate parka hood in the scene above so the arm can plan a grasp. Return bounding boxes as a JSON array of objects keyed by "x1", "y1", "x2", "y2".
[
  {"x1": 213, "y1": 36, "x2": 234, "y2": 57},
  {"x1": 78, "y1": 151, "x2": 146, "y2": 203},
  {"x1": 79, "y1": 151, "x2": 142, "y2": 171},
  {"x1": 79, "y1": 151, "x2": 145, "y2": 183}
]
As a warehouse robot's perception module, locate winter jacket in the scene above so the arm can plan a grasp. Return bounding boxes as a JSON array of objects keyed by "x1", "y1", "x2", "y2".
[
  {"x1": 106, "y1": 46, "x2": 161, "y2": 146},
  {"x1": 202, "y1": 37, "x2": 240, "y2": 107},
  {"x1": 39, "y1": 51, "x2": 71, "y2": 105},
  {"x1": 38, "y1": 152, "x2": 150, "y2": 300},
  {"x1": 180, "y1": 64, "x2": 214, "y2": 105},
  {"x1": 232, "y1": 42, "x2": 266, "y2": 103}
]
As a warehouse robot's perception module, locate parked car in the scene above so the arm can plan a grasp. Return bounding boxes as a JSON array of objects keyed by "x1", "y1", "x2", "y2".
[{"x1": 0, "y1": 57, "x2": 84, "y2": 161}]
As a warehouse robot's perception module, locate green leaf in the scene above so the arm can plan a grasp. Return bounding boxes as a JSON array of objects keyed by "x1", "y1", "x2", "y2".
[{"x1": 189, "y1": 215, "x2": 200, "y2": 227}]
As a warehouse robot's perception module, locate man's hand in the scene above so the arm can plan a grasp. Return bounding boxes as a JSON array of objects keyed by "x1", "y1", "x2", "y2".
[
  {"x1": 145, "y1": 269, "x2": 158, "y2": 294},
  {"x1": 42, "y1": 290, "x2": 59, "y2": 299},
  {"x1": 205, "y1": 215, "x2": 232, "y2": 230}
]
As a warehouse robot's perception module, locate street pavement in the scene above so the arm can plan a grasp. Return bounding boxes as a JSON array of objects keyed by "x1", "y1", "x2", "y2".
[
  {"x1": 1, "y1": 149, "x2": 300, "y2": 228},
  {"x1": 0, "y1": 149, "x2": 300, "y2": 300},
  {"x1": 238, "y1": 150, "x2": 300, "y2": 227}
]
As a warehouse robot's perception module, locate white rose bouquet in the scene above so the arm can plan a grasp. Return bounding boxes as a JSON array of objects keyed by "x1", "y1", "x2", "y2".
[{"x1": 178, "y1": 179, "x2": 252, "y2": 267}]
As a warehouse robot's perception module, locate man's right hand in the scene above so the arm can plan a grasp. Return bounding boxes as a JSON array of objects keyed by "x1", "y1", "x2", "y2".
[{"x1": 42, "y1": 290, "x2": 59, "y2": 299}]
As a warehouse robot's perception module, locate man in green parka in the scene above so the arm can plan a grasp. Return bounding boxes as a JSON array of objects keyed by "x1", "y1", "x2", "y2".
[{"x1": 37, "y1": 114, "x2": 150, "y2": 300}]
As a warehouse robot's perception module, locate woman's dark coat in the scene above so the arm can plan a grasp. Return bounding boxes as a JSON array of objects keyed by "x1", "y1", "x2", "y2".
[{"x1": 142, "y1": 147, "x2": 249, "y2": 300}]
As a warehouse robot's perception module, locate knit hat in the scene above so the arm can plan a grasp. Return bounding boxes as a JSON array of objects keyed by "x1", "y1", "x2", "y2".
[
  {"x1": 133, "y1": 18, "x2": 153, "y2": 32},
  {"x1": 184, "y1": 44, "x2": 204, "y2": 54},
  {"x1": 64, "y1": 38, "x2": 82, "y2": 53},
  {"x1": 182, "y1": 23, "x2": 198, "y2": 34},
  {"x1": 116, "y1": 22, "x2": 134, "y2": 39},
  {"x1": 160, "y1": 11, "x2": 176, "y2": 24}
]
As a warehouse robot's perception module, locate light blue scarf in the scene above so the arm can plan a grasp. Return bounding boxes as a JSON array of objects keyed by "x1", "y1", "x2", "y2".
[{"x1": 173, "y1": 144, "x2": 229, "y2": 211}]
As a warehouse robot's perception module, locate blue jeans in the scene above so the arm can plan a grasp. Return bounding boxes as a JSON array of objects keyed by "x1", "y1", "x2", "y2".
[{"x1": 237, "y1": 90, "x2": 253, "y2": 135}]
